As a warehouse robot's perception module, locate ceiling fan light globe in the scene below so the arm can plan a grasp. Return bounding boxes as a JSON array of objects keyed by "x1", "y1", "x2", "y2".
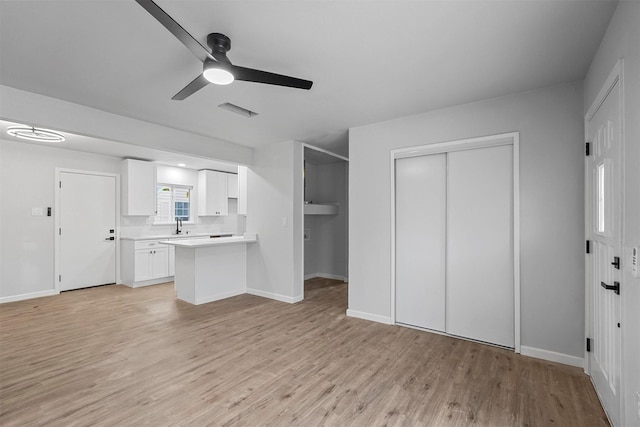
[{"x1": 203, "y1": 68, "x2": 234, "y2": 85}]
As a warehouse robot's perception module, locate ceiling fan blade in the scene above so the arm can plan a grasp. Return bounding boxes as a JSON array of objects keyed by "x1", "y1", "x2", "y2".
[
  {"x1": 135, "y1": 0, "x2": 212, "y2": 63},
  {"x1": 232, "y1": 66, "x2": 313, "y2": 90},
  {"x1": 172, "y1": 74, "x2": 209, "y2": 100}
]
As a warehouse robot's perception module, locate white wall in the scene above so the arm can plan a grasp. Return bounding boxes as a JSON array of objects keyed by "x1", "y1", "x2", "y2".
[
  {"x1": 584, "y1": 1, "x2": 640, "y2": 425},
  {"x1": 0, "y1": 85, "x2": 253, "y2": 166},
  {"x1": 304, "y1": 161, "x2": 348, "y2": 280},
  {"x1": 349, "y1": 81, "x2": 585, "y2": 359},
  {"x1": 246, "y1": 141, "x2": 304, "y2": 303},
  {"x1": 0, "y1": 139, "x2": 121, "y2": 299}
]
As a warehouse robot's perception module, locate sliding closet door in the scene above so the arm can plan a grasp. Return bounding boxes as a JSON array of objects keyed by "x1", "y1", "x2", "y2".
[
  {"x1": 446, "y1": 145, "x2": 514, "y2": 347},
  {"x1": 395, "y1": 155, "x2": 446, "y2": 331}
]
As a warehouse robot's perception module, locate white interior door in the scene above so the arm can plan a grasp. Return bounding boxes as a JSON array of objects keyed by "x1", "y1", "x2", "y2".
[
  {"x1": 587, "y1": 76, "x2": 622, "y2": 426},
  {"x1": 395, "y1": 154, "x2": 447, "y2": 331},
  {"x1": 59, "y1": 171, "x2": 116, "y2": 291},
  {"x1": 446, "y1": 145, "x2": 514, "y2": 348}
]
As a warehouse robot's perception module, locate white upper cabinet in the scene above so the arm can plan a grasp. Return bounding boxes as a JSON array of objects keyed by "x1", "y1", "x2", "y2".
[
  {"x1": 121, "y1": 159, "x2": 156, "y2": 216},
  {"x1": 198, "y1": 170, "x2": 228, "y2": 216},
  {"x1": 227, "y1": 173, "x2": 239, "y2": 198}
]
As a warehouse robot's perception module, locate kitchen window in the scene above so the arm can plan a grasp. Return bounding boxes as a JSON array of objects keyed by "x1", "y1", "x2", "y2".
[{"x1": 155, "y1": 184, "x2": 192, "y2": 224}]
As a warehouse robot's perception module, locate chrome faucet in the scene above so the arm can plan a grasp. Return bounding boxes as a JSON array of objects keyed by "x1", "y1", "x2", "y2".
[{"x1": 176, "y1": 218, "x2": 183, "y2": 235}]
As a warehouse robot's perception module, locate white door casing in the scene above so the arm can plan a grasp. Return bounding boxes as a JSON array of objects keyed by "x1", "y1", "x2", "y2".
[
  {"x1": 56, "y1": 169, "x2": 119, "y2": 292},
  {"x1": 586, "y1": 62, "x2": 623, "y2": 427}
]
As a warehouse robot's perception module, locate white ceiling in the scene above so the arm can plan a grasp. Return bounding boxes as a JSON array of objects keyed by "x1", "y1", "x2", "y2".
[{"x1": 0, "y1": 0, "x2": 617, "y2": 157}]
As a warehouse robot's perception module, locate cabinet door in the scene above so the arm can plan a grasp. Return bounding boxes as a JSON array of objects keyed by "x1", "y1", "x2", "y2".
[
  {"x1": 198, "y1": 170, "x2": 228, "y2": 216},
  {"x1": 134, "y1": 249, "x2": 153, "y2": 282},
  {"x1": 215, "y1": 173, "x2": 229, "y2": 215},
  {"x1": 152, "y1": 247, "x2": 169, "y2": 279},
  {"x1": 122, "y1": 159, "x2": 156, "y2": 216}
]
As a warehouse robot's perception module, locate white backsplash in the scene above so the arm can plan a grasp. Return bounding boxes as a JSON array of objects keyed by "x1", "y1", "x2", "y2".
[{"x1": 120, "y1": 199, "x2": 246, "y2": 238}]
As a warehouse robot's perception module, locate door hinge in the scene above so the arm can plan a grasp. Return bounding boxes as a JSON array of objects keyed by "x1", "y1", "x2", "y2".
[
  {"x1": 59, "y1": 181, "x2": 62, "y2": 188},
  {"x1": 586, "y1": 338, "x2": 591, "y2": 352},
  {"x1": 586, "y1": 142, "x2": 591, "y2": 156},
  {"x1": 59, "y1": 274, "x2": 61, "y2": 282},
  {"x1": 586, "y1": 240, "x2": 591, "y2": 254},
  {"x1": 59, "y1": 228, "x2": 61, "y2": 235}
]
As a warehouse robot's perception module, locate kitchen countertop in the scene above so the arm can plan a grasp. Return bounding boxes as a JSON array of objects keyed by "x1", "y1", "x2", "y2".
[
  {"x1": 120, "y1": 232, "x2": 234, "y2": 241},
  {"x1": 159, "y1": 234, "x2": 257, "y2": 248}
]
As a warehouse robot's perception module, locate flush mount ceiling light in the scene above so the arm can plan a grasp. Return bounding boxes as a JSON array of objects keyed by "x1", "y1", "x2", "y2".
[{"x1": 7, "y1": 125, "x2": 66, "y2": 142}]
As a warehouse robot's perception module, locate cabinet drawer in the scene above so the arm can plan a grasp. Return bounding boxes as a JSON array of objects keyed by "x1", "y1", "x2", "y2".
[{"x1": 135, "y1": 240, "x2": 164, "y2": 250}]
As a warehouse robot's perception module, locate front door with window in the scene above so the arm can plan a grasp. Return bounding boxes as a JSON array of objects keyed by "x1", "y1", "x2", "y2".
[{"x1": 587, "y1": 68, "x2": 622, "y2": 426}]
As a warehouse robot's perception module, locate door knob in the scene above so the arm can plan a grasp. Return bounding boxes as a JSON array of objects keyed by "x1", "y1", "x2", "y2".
[
  {"x1": 104, "y1": 237, "x2": 115, "y2": 241},
  {"x1": 600, "y1": 281, "x2": 620, "y2": 295}
]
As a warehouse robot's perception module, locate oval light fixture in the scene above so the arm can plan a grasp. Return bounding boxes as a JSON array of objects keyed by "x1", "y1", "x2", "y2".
[
  {"x1": 203, "y1": 67, "x2": 234, "y2": 85},
  {"x1": 7, "y1": 125, "x2": 66, "y2": 142}
]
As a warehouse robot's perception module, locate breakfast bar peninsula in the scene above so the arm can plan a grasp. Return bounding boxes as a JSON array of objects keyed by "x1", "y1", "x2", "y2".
[{"x1": 161, "y1": 234, "x2": 257, "y2": 305}]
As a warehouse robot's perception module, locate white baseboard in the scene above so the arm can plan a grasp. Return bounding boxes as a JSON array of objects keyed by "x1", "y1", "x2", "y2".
[
  {"x1": 124, "y1": 277, "x2": 174, "y2": 288},
  {"x1": 0, "y1": 289, "x2": 59, "y2": 304},
  {"x1": 520, "y1": 345, "x2": 584, "y2": 368},
  {"x1": 346, "y1": 309, "x2": 393, "y2": 325},
  {"x1": 304, "y1": 273, "x2": 348, "y2": 282},
  {"x1": 195, "y1": 289, "x2": 246, "y2": 305},
  {"x1": 246, "y1": 288, "x2": 303, "y2": 304}
]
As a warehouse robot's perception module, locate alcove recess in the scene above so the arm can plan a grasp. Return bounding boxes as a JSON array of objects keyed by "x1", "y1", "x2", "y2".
[{"x1": 303, "y1": 146, "x2": 348, "y2": 282}]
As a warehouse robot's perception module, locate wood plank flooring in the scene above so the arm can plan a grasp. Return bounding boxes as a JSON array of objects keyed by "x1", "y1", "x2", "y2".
[{"x1": 0, "y1": 278, "x2": 608, "y2": 426}]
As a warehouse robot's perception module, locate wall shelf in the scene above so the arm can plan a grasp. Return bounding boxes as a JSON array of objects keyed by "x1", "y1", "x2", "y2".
[{"x1": 304, "y1": 203, "x2": 338, "y2": 215}]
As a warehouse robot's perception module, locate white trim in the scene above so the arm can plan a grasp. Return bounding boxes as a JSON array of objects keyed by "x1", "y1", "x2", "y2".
[
  {"x1": 0, "y1": 289, "x2": 59, "y2": 304},
  {"x1": 304, "y1": 273, "x2": 348, "y2": 282},
  {"x1": 393, "y1": 132, "x2": 516, "y2": 159},
  {"x1": 346, "y1": 309, "x2": 393, "y2": 325},
  {"x1": 521, "y1": 346, "x2": 585, "y2": 369},
  {"x1": 194, "y1": 289, "x2": 246, "y2": 305},
  {"x1": 122, "y1": 277, "x2": 174, "y2": 288},
  {"x1": 55, "y1": 168, "x2": 121, "y2": 293},
  {"x1": 301, "y1": 143, "x2": 349, "y2": 162},
  {"x1": 390, "y1": 132, "x2": 521, "y2": 352},
  {"x1": 246, "y1": 288, "x2": 303, "y2": 304}
]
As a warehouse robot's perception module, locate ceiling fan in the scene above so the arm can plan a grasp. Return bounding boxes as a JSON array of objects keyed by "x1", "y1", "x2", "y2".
[{"x1": 134, "y1": 0, "x2": 313, "y2": 100}]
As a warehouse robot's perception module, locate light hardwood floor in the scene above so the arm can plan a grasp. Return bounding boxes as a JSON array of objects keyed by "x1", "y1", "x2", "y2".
[{"x1": 0, "y1": 278, "x2": 608, "y2": 426}]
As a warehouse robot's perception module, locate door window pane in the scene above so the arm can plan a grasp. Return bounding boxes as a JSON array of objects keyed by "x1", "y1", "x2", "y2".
[{"x1": 597, "y1": 163, "x2": 605, "y2": 233}]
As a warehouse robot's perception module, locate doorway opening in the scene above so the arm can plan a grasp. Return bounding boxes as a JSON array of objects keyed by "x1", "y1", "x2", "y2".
[{"x1": 302, "y1": 145, "x2": 349, "y2": 304}]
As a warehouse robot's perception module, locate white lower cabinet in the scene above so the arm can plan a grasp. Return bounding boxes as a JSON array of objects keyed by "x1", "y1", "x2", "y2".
[
  {"x1": 134, "y1": 246, "x2": 169, "y2": 282},
  {"x1": 121, "y1": 240, "x2": 171, "y2": 287}
]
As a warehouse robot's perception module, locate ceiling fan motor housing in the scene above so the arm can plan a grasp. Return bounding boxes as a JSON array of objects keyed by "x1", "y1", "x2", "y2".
[{"x1": 207, "y1": 33, "x2": 231, "y2": 54}]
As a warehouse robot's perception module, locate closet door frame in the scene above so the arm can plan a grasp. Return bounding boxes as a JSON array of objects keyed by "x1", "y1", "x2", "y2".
[{"x1": 390, "y1": 132, "x2": 521, "y2": 353}]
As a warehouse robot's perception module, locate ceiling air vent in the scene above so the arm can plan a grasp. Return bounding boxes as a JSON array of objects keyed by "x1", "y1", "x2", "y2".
[{"x1": 218, "y1": 103, "x2": 258, "y2": 118}]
